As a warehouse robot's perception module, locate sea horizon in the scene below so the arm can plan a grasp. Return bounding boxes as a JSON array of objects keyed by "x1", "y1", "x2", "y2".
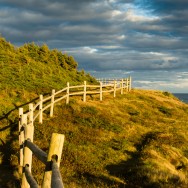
[
  {"x1": 173, "y1": 93, "x2": 188, "y2": 103},
  {"x1": 87, "y1": 70, "x2": 188, "y2": 94}
]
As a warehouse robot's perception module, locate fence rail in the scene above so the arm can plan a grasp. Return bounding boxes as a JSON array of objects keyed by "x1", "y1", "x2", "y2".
[{"x1": 18, "y1": 77, "x2": 131, "y2": 187}]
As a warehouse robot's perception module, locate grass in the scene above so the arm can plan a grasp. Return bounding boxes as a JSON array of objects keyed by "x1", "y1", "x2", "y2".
[
  {"x1": 25, "y1": 89, "x2": 188, "y2": 188},
  {"x1": 0, "y1": 36, "x2": 97, "y2": 118},
  {"x1": 1, "y1": 88, "x2": 188, "y2": 187}
]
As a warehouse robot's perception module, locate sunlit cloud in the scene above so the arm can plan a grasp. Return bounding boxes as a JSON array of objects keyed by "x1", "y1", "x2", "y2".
[
  {"x1": 124, "y1": 9, "x2": 159, "y2": 22},
  {"x1": 83, "y1": 47, "x2": 98, "y2": 54}
]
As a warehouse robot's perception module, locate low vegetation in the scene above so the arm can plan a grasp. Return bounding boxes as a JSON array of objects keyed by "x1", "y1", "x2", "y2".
[
  {"x1": 0, "y1": 36, "x2": 188, "y2": 187},
  {"x1": 0, "y1": 36, "x2": 96, "y2": 118}
]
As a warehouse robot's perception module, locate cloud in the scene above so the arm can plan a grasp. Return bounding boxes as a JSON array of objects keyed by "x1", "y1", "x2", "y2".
[
  {"x1": 145, "y1": 0, "x2": 188, "y2": 13},
  {"x1": 0, "y1": 0, "x2": 187, "y2": 74}
]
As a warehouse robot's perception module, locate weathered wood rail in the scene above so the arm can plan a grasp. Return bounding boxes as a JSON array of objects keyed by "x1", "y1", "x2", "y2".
[{"x1": 18, "y1": 77, "x2": 131, "y2": 187}]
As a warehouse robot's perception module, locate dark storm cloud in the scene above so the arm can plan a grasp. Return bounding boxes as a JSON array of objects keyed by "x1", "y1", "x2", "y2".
[
  {"x1": 142, "y1": 0, "x2": 188, "y2": 37},
  {"x1": 0, "y1": 0, "x2": 188, "y2": 72},
  {"x1": 0, "y1": 0, "x2": 115, "y2": 43}
]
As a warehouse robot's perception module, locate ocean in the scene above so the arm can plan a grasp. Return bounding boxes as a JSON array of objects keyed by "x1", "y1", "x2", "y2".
[
  {"x1": 89, "y1": 70, "x2": 188, "y2": 93},
  {"x1": 173, "y1": 93, "x2": 188, "y2": 104}
]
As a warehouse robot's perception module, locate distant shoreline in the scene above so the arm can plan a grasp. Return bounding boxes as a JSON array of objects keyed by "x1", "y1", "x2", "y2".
[{"x1": 173, "y1": 93, "x2": 188, "y2": 103}]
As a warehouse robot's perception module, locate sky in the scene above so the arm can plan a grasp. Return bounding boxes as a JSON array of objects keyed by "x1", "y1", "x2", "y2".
[{"x1": 0, "y1": 0, "x2": 188, "y2": 93}]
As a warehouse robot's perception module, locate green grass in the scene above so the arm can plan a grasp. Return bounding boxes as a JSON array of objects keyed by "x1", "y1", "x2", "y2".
[{"x1": 0, "y1": 36, "x2": 97, "y2": 116}]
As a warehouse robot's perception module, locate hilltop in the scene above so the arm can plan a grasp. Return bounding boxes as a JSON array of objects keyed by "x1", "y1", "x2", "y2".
[
  {"x1": 0, "y1": 37, "x2": 188, "y2": 187},
  {"x1": 0, "y1": 36, "x2": 96, "y2": 148},
  {"x1": 0, "y1": 36, "x2": 96, "y2": 117}
]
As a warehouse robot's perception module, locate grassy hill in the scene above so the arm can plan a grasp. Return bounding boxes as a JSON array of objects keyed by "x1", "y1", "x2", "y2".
[
  {"x1": 29, "y1": 90, "x2": 188, "y2": 188},
  {"x1": 0, "y1": 37, "x2": 188, "y2": 187},
  {"x1": 0, "y1": 36, "x2": 96, "y2": 140},
  {"x1": 0, "y1": 36, "x2": 96, "y2": 117}
]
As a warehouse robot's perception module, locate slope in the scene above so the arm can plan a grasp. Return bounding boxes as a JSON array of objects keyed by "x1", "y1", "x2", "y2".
[{"x1": 30, "y1": 90, "x2": 188, "y2": 188}]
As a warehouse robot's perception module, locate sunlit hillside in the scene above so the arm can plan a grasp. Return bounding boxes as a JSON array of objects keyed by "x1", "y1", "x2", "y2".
[
  {"x1": 0, "y1": 37, "x2": 188, "y2": 188},
  {"x1": 0, "y1": 36, "x2": 96, "y2": 116},
  {"x1": 26, "y1": 90, "x2": 188, "y2": 187}
]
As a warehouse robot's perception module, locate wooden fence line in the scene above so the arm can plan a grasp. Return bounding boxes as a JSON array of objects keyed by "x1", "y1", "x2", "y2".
[{"x1": 18, "y1": 77, "x2": 131, "y2": 187}]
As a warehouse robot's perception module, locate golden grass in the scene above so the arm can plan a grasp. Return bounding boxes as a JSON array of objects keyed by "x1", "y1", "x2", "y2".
[
  {"x1": 1, "y1": 89, "x2": 188, "y2": 187},
  {"x1": 25, "y1": 89, "x2": 187, "y2": 187}
]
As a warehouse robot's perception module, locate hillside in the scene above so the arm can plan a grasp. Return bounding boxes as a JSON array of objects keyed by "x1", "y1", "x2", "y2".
[
  {"x1": 2, "y1": 88, "x2": 188, "y2": 187},
  {"x1": 28, "y1": 90, "x2": 188, "y2": 188},
  {"x1": 0, "y1": 36, "x2": 96, "y2": 118},
  {"x1": 0, "y1": 36, "x2": 96, "y2": 143},
  {"x1": 0, "y1": 37, "x2": 188, "y2": 188}
]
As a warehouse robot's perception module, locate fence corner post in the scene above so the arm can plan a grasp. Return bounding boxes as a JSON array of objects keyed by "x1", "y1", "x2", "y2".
[
  {"x1": 42, "y1": 133, "x2": 65, "y2": 188},
  {"x1": 83, "y1": 81, "x2": 86, "y2": 102},
  {"x1": 66, "y1": 82, "x2": 70, "y2": 104}
]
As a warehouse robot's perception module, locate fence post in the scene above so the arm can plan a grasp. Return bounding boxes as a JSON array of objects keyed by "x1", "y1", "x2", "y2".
[
  {"x1": 21, "y1": 125, "x2": 34, "y2": 188},
  {"x1": 21, "y1": 113, "x2": 34, "y2": 188},
  {"x1": 42, "y1": 133, "x2": 65, "y2": 188},
  {"x1": 126, "y1": 78, "x2": 129, "y2": 92},
  {"x1": 19, "y1": 108, "x2": 24, "y2": 174},
  {"x1": 121, "y1": 79, "x2": 123, "y2": 95},
  {"x1": 39, "y1": 94, "x2": 43, "y2": 124},
  {"x1": 50, "y1": 89, "x2": 55, "y2": 117},
  {"x1": 19, "y1": 108, "x2": 23, "y2": 135},
  {"x1": 114, "y1": 80, "x2": 117, "y2": 97},
  {"x1": 66, "y1": 82, "x2": 70, "y2": 104},
  {"x1": 129, "y1": 76, "x2": 132, "y2": 91},
  {"x1": 83, "y1": 81, "x2": 86, "y2": 102},
  {"x1": 29, "y1": 103, "x2": 34, "y2": 126},
  {"x1": 100, "y1": 82, "x2": 103, "y2": 101}
]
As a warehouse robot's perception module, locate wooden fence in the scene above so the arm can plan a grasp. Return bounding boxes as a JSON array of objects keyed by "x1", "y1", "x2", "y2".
[{"x1": 18, "y1": 77, "x2": 131, "y2": 187}]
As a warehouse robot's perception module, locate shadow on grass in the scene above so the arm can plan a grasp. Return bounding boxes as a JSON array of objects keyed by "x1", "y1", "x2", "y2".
[
  {"x1": 0, "y1": 91, "x2": 59, "y2": 187},
  {"x1": 77, "y1": 172, "x2": 126, "y2": 188},
  {"x1": 0, "y1": 118, "x2": 21, "y2": 188},
  {"x1": 0, "y1": 97, "x2": 39, "y2": 121},
  {"x1": 0, "y1": 94, "x2": 50, "y2": 188},
  {"x1": 106, "y1": 132, "x2": 161, "y2": 188}
]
